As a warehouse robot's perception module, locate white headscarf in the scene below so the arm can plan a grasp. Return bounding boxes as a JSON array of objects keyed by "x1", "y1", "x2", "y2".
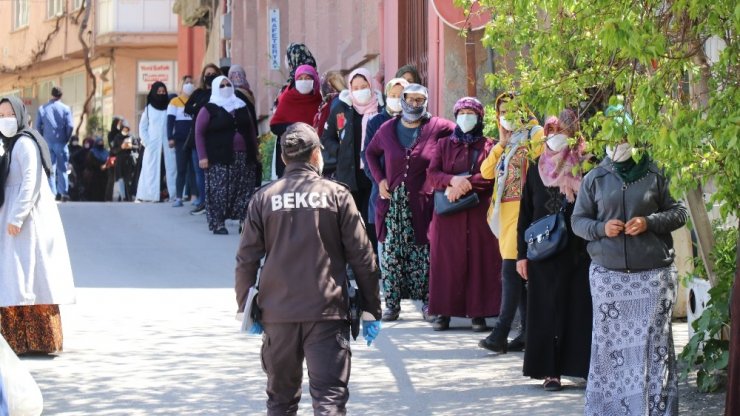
[{"x1": 209, "y1": 75, "x2": 246, "y2": 113}]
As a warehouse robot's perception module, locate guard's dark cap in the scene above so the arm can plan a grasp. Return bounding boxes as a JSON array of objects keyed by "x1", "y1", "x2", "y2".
[{"x1": 281, "y1": 122, "x2": 322, "y2": 159}]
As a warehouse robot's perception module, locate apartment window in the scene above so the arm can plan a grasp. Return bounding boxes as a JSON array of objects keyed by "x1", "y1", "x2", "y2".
[
  {"x1": 38, "y1": 81, "x2": 55, "y2": 103},
  {"x1": 13, "y1": 0, "x2": 29, "y2": 29},
  {"x1": 48, "y1": 0, "x2": 64, "y2": 18},
  {"x1": 73, "y1": 0, "x2": 85, "y2": 10},
  {"x1": 62, "y1": 72, "x2": 86, "y2": 122}
]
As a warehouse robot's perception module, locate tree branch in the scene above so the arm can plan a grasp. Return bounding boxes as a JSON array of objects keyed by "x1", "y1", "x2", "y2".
[{"x1": 75, "y1": 0, "x2": 96, "y2": 137}]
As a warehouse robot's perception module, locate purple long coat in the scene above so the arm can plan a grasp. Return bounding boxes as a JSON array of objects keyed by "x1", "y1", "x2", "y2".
[
  {"x1": 365, "y1": 116, "x2": 455, "y2": 244},
  {"x1": 427, "y1": 137, "x2": 503, "y2": 318}
]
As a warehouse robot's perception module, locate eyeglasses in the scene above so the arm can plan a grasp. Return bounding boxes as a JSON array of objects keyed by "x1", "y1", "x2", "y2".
[
  {"x1": 219, "y1": 84, "x2": 232, "y2": 89},
  {"x1": 405, "y1": 97, "x2": 426, "y2": 106}
]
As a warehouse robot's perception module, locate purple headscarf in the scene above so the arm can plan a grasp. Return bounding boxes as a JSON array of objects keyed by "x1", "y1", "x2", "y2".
[{"x1": 450, "y1": 97, "x2": 485, "y2": 144}]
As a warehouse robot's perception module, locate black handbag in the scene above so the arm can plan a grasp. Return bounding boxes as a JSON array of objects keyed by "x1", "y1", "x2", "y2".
[
  {"x1": 524, "y1": 198, "x2": 569, "y2": 261},
  {"x1": 434, "y1": 149, "x2": 480, "y2": 216}
]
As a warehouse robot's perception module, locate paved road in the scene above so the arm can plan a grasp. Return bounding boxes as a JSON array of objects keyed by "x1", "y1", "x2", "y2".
[{"x1": 18, "y1": 202, "x2": 725, "y2": 415}]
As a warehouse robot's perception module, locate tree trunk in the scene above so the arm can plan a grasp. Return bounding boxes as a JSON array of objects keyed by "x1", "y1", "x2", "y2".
[{"x1": 686, "y1": 46, "x2": 717, "y2": 286}]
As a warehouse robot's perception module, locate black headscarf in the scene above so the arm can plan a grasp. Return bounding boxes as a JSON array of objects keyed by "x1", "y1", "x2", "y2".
[
  {"x1": 108, "y1": 116, "x2": 122, "y2": 144},
  {"x1": 147, "y1": 82, "x2": 170, "y2": 111},
  {"x1": 1, "y1": 96, "x2": 52, "y2": 176}
]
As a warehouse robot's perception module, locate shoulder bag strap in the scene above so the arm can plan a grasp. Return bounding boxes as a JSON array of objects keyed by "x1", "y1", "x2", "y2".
[{"x1": 467, "y1": 149, "x2": 480, "y2": 175}]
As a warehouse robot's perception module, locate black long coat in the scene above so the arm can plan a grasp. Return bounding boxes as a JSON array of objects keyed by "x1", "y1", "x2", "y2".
[{"x1": 517, "y1": 159, "x2": 593, "y2": 379}]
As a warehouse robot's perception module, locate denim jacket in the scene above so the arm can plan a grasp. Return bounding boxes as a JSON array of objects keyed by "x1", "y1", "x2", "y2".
[{"x1": 35, "y1": 99, "x2": 74, "y2": 144}]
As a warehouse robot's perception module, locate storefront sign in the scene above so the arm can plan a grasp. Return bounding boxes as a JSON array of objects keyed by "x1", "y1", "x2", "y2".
[
  {"x1": 269, "y1": 9, "x2": 281, "y2": 70},
  {"x1": 137, "y1": 61, "x2": 176, "y2": 93}
]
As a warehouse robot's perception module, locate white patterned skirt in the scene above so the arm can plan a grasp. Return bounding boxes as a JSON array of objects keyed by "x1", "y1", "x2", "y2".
[{"x1": 584, "y1": 264, "x2": 678, "y2": 416}]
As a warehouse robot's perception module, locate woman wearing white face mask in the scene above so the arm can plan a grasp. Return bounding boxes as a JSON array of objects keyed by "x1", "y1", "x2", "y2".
[
  {"x1": 572, "y1": 105, "x2": 686, "y2": 414},
  {"x1": 360, "y1": 77, "x2": 410, "y2": 257},
  {"x1": 517, "y1": 109, "x2": 593, "y2": 392},
  {"x1": 0, "y1": 96, "x2": 75, "y2": 355},
  {"x1": 167, "y1": 75, "x2": 197, "y2": 207},
  {"x1": 195, "y1": 76, "x2": 260, "y2": 235},
  {"x1": 478, "y1": 92, "x2": 545, "y2": 354},
  {"x1": 365, "y1": 83, "x2": 456, "y2": 322},
  {"x1": 270, "y1": 64, "x2": 322, "y2": 178},
  {"x1": 320, "y1": 68, "x2": 383, "y2": 239},
  {"x1": 427, "y1": 97, "x2": 502, "y2": 332}
]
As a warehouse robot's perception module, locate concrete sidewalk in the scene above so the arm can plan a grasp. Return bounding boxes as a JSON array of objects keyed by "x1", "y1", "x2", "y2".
[{"x1": 17, "y1": 202, "x2": 725, "y2": 415}]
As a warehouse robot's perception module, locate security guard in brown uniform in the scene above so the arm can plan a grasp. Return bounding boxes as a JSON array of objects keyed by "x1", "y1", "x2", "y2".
[{"x1": 235, "y1": 122, "x2": 382, "y2": 416}]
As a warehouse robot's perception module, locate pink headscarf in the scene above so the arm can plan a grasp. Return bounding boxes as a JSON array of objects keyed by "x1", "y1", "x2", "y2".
[
  {"x1": 347, "y1": 68, "x2": 380, "y2": 168},
  {"x1": 539, "y1": 112, "x2": 586, "y2": 203},
  {"x1": 294, "y1": 64, "x2": 320, "y2": 95},
  {"x1": 347, "y1": 68, "x2": 380, "y2": 115}
]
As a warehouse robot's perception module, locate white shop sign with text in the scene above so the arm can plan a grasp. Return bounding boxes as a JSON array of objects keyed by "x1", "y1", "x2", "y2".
[{"x1": 137, "y1": 61, "x2": 176, "y2": 94}]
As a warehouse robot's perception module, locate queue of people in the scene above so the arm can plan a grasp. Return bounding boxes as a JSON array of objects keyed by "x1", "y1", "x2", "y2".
[
  {"x1": 244, "y1": 42, "x2": 686, "y2": 415},
  {"x1": 0, "y1": 39, "x2": 691, "y2": 416}
]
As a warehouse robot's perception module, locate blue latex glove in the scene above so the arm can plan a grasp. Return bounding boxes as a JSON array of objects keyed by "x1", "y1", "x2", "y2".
[
  {"x1": 248, "y1": 321, "x2": 263, "y2": 335},
  {"x1": 362, "y1": 320, "x2": 381, "y2": 346}
]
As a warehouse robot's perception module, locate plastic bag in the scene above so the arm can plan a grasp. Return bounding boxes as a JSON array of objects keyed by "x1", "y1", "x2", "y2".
[{"x1": 0, "y1": 335, "x2": 43, "y2": 416}]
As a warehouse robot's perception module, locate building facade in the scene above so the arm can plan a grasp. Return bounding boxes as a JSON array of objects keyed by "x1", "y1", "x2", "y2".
[
  {"x1": 0, "y1": 0, "x2": 179, "y2": 139},
  {"x1": 174, "y1": 0, "x2": 496, "y2": 130}
]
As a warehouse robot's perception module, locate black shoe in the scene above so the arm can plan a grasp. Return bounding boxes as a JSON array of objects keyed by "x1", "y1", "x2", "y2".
[
  {"x1": 213, "y1": 227, "x2": 228, "y2": 235},
  {"x1": 432, "y1": 316, "x2": 450, "y2": 331},
  {"x1": 478, "y1": 337, "x2": 507, "y2": 354},
  {"x1": 190, "y1": 204, "x2": 206, "y2": 215},
  {"x1": 381, "y1": 307, "x2": 400, "y2": 322},
  {"x1": 507, "y1": 335, "x2": 525, "y2": 352},
  {"x1": 471, "y1": 317, "x2": 489, "y2": 332},
  {"x1": 61, "y1": 194, "x2": 70, "y2": 202}
]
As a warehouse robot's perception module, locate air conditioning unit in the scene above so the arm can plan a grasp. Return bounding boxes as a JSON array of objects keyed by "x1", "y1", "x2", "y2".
[{"x1": 687, "y1": 278, "x2": 712, "y2": 340}]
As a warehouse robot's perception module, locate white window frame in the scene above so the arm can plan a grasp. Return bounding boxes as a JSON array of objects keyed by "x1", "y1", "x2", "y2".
[
  {"x1": 48, "y1": 0, "x2": 64, "y2": 19},
  {"x1": 73, "y1": 0, "x2": 85, "y2": 11},
  {"x1": 13, "y1": 0, "x2": 29, "y2": 29}
]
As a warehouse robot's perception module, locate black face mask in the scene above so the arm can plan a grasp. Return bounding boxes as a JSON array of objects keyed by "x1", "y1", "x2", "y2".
[
  {"x1": 204, "y1": 74, "x2": 218, "y2": 88},
  {"x1": 150, "y1": 93, "x2": 169, "y2": 110}
]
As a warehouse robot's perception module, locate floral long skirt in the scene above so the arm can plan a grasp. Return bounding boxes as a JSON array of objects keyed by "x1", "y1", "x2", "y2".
[
  {"x1": 584, "y1": 264, "x2": 678, "y2": 416},
  {"x1": 381, "y1": 184, "x2": 430, "y2": 310},
  {"x1": 0, "y1": 305, "x2": 63, "y2": 355},
  {"x1": 205, "y1": 152, "x2": 258, "y2": 231}
]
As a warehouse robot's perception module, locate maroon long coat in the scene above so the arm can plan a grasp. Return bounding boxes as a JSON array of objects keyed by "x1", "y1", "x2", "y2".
[
  {"x1": 426, "y1": 137, "x2": 503, "y2": 318},
  {"x1": 365, "y1": 116, "x2": 456, "y2": 244}
]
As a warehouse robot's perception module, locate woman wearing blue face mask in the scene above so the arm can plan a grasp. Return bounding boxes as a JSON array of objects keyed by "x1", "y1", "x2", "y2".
[
  {"x1": 365, "y1": 84, "x2": 456, "y2": 322},
  {"x1": 427, "y1": 97, "x2": 502, "y2": 331},
  {"x1": 0, "y1": 96, "x2": 75, "y2": 355}
]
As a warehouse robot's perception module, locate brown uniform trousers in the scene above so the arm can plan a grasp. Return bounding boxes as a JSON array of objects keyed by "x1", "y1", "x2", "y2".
[{"x1": 262, "y1": 320, "x2": 351, "y2": 415}]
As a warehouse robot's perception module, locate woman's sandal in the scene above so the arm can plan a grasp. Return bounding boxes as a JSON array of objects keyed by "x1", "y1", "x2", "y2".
[{"x1": 543, "y1": 377, "x2": 562, "y2": 391}]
